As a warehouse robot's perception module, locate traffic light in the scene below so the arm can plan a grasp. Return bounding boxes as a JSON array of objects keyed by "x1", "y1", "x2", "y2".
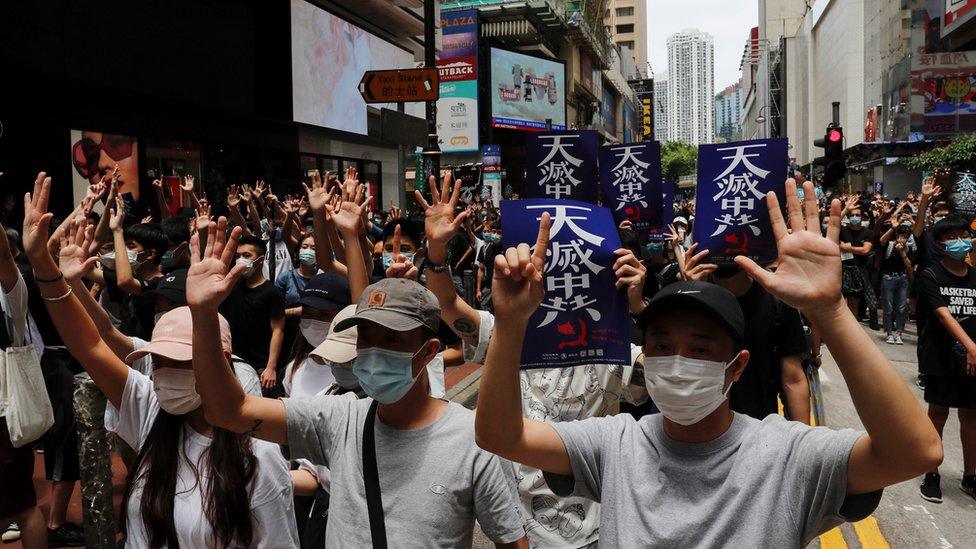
[{"x1": 813, "y1": 124, "x2": 846, "y2": 187}]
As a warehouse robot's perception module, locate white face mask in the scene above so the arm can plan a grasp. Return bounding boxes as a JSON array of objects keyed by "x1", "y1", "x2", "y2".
[
  {"x1": 236, "y1": 257, "x2": 258, "y2": 277},
  {"x1": 299, "y1": 318, "x2": 331, "y2": 347},
  {"x1": 99, "y1": 249, "x2": 140, "y2": 270},
  {"x1": 152, "y1": 368, "x2": 202, "y2": 415},
  {"x1": 644, "y1": 353, "x2": 739, "y2": 426},
  {"x1": 329, "y1": 360, "x2": 359, "y2": 389}
]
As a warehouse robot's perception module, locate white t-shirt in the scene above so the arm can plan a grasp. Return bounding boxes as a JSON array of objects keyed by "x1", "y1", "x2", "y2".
[
  {"x1": 283, "y1": 357, "x2": 336, "y2": 398},
  {"x1": 0, "y1": 274, "x2": 45, "y2": 417},
  {"x1": 128, "y1": 338, "x2": 262, "y2": 397},
  {"x1": 104, "y1": 369, "x2": 298, "y2": 548},
  {"x1": 262, "y1": 237, "x2": 293, "y2": 283},
  {"x1": 468, "y1": 310, "x2": 647, "y2": 548}
]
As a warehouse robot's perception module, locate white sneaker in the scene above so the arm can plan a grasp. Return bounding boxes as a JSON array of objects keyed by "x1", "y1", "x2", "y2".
[
  {"x1": 885, "y1": 334, "x2": 895, "y2": 344},
  {"x1": 895, "y1": 334, "x2": 904, "y2": 345},
  {"x1": 2, "y1": 523, "x2": 21, "y2": 542}
]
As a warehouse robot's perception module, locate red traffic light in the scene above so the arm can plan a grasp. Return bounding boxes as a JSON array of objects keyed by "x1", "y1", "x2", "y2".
[{"x1": 827, "y1": 129, "x2": 843, "y2": 143}]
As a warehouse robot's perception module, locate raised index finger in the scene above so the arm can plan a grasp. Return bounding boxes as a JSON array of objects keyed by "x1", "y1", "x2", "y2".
[{"x1": 532, "y1": 212, "x2": 551, "y2": 264}]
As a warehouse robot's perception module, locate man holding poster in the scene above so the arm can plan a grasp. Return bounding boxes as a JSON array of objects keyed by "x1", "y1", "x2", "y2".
[
  {"x1": 476, "y1": 181, "x2": 942, "y2": 547},
  {"x1": 693, "y1": 138, "x2": 789, "y2": 265},
  {"x1": 418, "y1": 178, "x2": 647, "y2": 548}
]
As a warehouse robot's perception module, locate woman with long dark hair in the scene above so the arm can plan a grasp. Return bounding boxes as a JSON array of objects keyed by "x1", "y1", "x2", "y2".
[{"x1": 20, "y1": 173, "x2": 299, "y2": 548}]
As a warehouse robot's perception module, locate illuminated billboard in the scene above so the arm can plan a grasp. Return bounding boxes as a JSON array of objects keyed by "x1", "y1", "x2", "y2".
[{"x1": 489, "y1": 47, "x2": 566, "y2": 131}]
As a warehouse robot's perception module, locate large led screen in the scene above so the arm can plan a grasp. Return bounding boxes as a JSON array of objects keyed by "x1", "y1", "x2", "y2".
[
  {"x1": 490, "y1": 47, "x2": 566, "y2": 131},
  {"x1": 291, "y1": 0, "x2": 417, "y2": 134}
]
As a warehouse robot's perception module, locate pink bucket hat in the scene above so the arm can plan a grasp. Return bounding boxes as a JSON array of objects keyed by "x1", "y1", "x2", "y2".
[{"x1": 125, "y1": 306, "x2": 232, "y2": 363}]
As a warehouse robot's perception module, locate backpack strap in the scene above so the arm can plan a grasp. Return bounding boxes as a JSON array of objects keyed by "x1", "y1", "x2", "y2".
[{"x1": 362, "y1": 400, "x2": 387, "y2": 548}]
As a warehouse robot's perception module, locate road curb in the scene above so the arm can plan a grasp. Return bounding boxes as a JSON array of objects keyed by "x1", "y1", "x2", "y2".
[{"x1": 446, "y1": 365, "x2": 482, "y2": 409}]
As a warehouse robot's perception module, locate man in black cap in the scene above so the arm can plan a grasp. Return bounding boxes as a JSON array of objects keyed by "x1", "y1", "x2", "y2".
[
  {"x1": 184, "y1": 220, "x2": 529, "y2": 549},
  {"x1": 475, "y1": 181, "x2": 942, "y2": 547}
]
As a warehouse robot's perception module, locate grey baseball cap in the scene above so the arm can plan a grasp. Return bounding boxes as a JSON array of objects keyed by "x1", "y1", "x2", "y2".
[{"x1": 332, "y1": 278, "x2": 440, "y2": 334}]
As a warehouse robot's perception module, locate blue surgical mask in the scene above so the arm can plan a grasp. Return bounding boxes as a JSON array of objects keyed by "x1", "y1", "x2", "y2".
[
  {"x1": 849, "y1": 216, "x2": 862, "y2": 226},
  {"x1": 298, "y1": 249, "x2": 316, "y2": 266},
  {"x1": 329, "y1": 360, "x2": 359, "y2": 389},
  {"x1": 382, "y1": 251, "x2": 415, "y2": 269},
  {"x1": 945, "y1": 238, "x2": 973, "y2": 260},
  {"x1": 645, "y1": 242, "x2": 665, "y2": 255},
  {"x1": 353, "y1": 344, "x2": 427, "y2": 404}
]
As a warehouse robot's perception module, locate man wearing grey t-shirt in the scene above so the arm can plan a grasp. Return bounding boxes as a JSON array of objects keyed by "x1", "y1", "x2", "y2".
[
  {"x1": 476, "y1": 182, "x2": 943, "y2": 547},
  {"x1": 183, "y1": 219, "x2": 528, "y2": 549}
]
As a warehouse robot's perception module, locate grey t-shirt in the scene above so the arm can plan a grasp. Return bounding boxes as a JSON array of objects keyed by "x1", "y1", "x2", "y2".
[
  {"x1": 545, "y1": 412, "x2": 881, "y2": 548},
  {"x1": 284, "y1": 397, "x2": 525, "y2": 548}
]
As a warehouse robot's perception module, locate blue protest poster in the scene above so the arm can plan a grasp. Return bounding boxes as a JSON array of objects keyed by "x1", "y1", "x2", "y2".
[
  {"x1": 524, "y1": 131, "x2": 599, "y2": 203},
  {"x1": 598, "y1": 141, "x2": 663, "y2": 237},
  {"x1": 501, "y1": 199, "x2": 630, "y2": 369},
  {"x1": 693, "y1": 138, "x2": 788, "y2": 265},
  {"x1": 646, "y1": 180, "x2": 676, "y2": 242}
]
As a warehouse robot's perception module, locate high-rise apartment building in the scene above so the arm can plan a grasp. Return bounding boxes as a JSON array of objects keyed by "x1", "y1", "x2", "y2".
[
  {"x1": 604, "y1": 0, "x2": 649, "y2": 78},
  {"x1": 654, "y1": 72, "x2": 669, "y2": 141},
  {"x1": 714, "y1": 82, "x2": 743, "y2": 142},
  {"x1": 666, "y1": 28, "x2": 714, "y2": 145}
]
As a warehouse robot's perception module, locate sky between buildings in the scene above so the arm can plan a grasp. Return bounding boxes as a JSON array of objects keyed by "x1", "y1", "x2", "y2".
[{"x1": 645, "y1": 0, "x2": 759, "y2": 93}]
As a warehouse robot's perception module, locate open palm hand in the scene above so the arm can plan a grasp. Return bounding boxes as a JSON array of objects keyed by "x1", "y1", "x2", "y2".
[{"x1": 186, "y1": 217, "x2": 245, "y2": 311}]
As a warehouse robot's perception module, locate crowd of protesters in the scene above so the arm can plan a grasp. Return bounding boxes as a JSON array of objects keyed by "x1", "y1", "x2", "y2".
[{"x1": 0, "y1": 159, "x2": 971, "y2": 548}]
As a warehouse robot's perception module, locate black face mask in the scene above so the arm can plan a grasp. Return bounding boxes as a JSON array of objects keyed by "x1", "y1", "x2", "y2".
[{"x1": 713, "y1": 264, "x2": 742, "y2": 279}]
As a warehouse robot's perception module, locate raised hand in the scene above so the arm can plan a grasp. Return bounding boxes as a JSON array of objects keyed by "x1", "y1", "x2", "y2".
[
  {"x1": 227, "y1": 184, "x2": 241, "y2": 208},
  {"x1": 22, "y1": 172, "x2": 55, "y2": 262},
  {"x1": 613, "y1": 248, "x2": 647, "y2": 311},
  {"x1": 921, "y1": 177, "x2": 941, "y2": 200},
  {"x1": 109, "y1": 194, "x2": 126, "y2": 232},
  {"x1": 59, "y1": 218, "x2": 99, "y2": 282},
  {"x1": 492, "y1": 212, "x2": 550, "y2": 322},
  {"x1": 735, "y1": 179, "x2": 844, "y2": 318},
  {"x1": 617, "y1": 219, "x2": 633, "y2": 231},
  {"x1": 332, "y1": 183, "x2": 367, "y2": 235},
  {"x1": 389, "y1": 202, "x2": 402, "y2": 220},
  {"x1": 416, "y1": 172, "x2": 469, "y2": 251},
  {"x1": 194, "y1": 202, "x2": 212, "y2": 233},
  {"x1": 186, "y1": 217, "x2": 246, "y2": 312},
  {"x1": 181, "y1": 174, "x2": 195, "y2": 193},
  {"x1": 240, "y1": 184, "x2": 253, "y2": 204},
  {"x1": 677, "y1": 242, "x2": 716, "y2": 281},
  {"x1": 303, "y1": 171, "x2": 336, "y2": 213},
  {"x1": 151, "y1": 177, "x2": 163, "y2": 189},
  {"x1": 385, "y1": 224, "x2": 419, "y2": 280}
]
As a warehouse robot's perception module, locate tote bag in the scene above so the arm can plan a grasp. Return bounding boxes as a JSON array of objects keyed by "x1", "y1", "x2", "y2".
[{"x1": 1, "y1": 316, "x2": 54, "y2": 447}]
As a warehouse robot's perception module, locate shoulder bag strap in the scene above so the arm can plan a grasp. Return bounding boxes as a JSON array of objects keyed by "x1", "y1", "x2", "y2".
[{"x1": 362, "y1": 400, "x2": 387, "y2": 548}]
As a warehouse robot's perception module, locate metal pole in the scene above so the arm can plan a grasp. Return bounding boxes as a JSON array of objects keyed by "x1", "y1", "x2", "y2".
[{"x1": 422, "y1": 1, "x2": 441, "y2": 188}]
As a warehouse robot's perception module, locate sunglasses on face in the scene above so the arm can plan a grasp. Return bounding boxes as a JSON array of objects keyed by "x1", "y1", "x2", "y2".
[{"x1": 72, "y1": 134, "x2": 136, "y2": 179}]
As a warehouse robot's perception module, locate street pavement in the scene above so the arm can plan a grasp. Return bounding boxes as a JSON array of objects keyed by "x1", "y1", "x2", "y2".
[
  {"x1": 810, "y1": 322, "x2": 975, "y2": 548},
  {"x1": 469, "y1": 321, "x2": 975, "y2": 548}
]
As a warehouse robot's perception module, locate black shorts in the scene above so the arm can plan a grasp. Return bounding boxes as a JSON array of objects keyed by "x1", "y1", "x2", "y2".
[
  {"x1": 0, "y1": 418, "x2": 38, "y2": 518},
  {"x1": 42, "y1": 421, "x2": 80, "y2": 482},
  {"x1": 924, "y1": 374, "x2": 976, "y2": 408}
]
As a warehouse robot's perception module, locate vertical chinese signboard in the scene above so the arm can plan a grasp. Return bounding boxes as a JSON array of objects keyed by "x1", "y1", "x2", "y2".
[
  {"x1": 598, "y1": 141, "x2": 664, "y2": 236},
  {"x1": 637, "y1": 86, "x2": 654, "y2": 140},
  {"x1": 501, "y1": 199, "x2": 630, "y2": 369},
  {"x1": 524, "y1": 131, "x2": 599, "y2": 202},
  {"x1": 437, "y1": 10, "x2": 479, "y2": 153},
  {"x1": 693, "y1": 138, "x2": 788, "y2": 265}
]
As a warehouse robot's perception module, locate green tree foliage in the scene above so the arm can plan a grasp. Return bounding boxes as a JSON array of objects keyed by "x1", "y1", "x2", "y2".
[
  {"x1": 901, "y1": 134, "x2": 976, "y2": 175},
  {"x1": 661, "y1": 141, "x2": 698, "y2": 182}
]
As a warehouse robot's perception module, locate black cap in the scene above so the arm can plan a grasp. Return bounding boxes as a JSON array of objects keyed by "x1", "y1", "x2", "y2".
[
  {"x1": 636, "y1": 281, "x2": 744, "y2": 345},
  {"x1": 299, "y1": 274, "x2": 352, "y2": 311},
  {"x1": 153, "y1": 269, "x2": 187, "y2": 304}
]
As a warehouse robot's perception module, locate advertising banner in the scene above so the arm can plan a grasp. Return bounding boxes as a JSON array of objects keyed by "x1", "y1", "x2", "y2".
[
  {"x1": 70, "y1": 130, "x2": 140, "y2": 208},
  {"x1": 437, "y1": 10, "x2": 479, "y2": 152},
  {"x1": 693, "y1": 138, "x2": 788, "y2": 265},
  {"x1": 291, "y1": 0, "x2": 419, "y2": 135},
  {"x1": 490, "y1": 47, "x2": 566, "y2": 131},
  {"x1": 598, "y1": 141, "x2": 664, "y2": 237},
  {"x1": 501, "y1": 199, "x2": 629, "y2": 369},
  {"x1": 524, "y1": 131, "x2": 599, "y2": 202}
]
